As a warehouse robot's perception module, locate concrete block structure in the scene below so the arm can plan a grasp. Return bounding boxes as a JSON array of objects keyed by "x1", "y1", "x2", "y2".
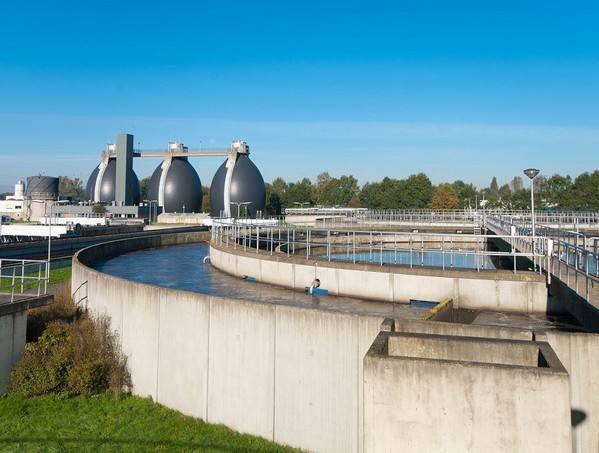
[{"x1": 364, "y1": 331, "x2": 571, "y2": 452}]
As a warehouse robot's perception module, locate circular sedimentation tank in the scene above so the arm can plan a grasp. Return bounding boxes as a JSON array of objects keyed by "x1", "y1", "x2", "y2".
[
  {"x1": 148, "y1": 157, "x2": 203, "y2": 213},
  {"x1": 85, "y1": 159, "x2": 141, "y2": 204},
  {"x1": 210, "y1": 152, "x2": 266, "y2": 218}
]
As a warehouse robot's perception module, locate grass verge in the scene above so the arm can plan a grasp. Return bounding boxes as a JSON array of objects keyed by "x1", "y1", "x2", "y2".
[
  {"x1": 0, "y1": 394, "x2": 302, "y2": 453},
  {"x1": 0, "y1": 266, "x2": 72, "y2": 291}
]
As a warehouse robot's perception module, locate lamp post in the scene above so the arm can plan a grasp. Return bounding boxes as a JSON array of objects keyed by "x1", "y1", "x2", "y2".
[{"x1": 524, "y1": 168, "x2": 540, "y2": 268}]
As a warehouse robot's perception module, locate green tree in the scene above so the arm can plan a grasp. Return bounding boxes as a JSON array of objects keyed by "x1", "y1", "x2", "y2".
[
  {"x1": 92, "y1": 204, "x2": 107, "y2": 215},
  {"x1": 312, "y1": 173, "x2": 359, "y2": 207},
  {"x1": 264, "y1": 183, "x2": 282, "y2": 215},
  {"x1": 563, "y1": 171, "x2": 599, "y2": 210},
  {"x1": 539, "y1": 174, "x2": 572, "y2": 208},
  {"x1": 398, "y1": 173, "x2": 434, "y2": 209},
  {"x1": 359, "y1": 181, "x2": 382, "y2": 209},
  {"x1": 312, "y1": 172, "x2": 333, "y2": 205},
  {"x1": 489, "y1": 176, "x2": 500, "y2": 198},
  {"x1": 140, "y1": 177, "x2": 151, "y2": 201},
  {"x1": 450, "y1": 180, "x2": 477, "y2": 209},
  {"x1": 511, "y1": 188, "x2": 530, "y2": 210},
  {"x1": 282, "y1": 177, "x2": 313, "y2": 208},
  {"x1": 498, "y1": 184, "x2": 512, "y2": 209},
  {"x1": 59, "y1": 176, "x2": 85, "y2": 198},
  {"x1": 201, "y1": 186, "x2": 210, "y2": 213},
  {"x1": 510, "y1": 176, "x2": 524, "y2": 192}
]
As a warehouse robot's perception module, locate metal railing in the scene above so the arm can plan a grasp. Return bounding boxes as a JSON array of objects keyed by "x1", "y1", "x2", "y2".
[
  {"x1": 0, "y1": 259, "x2": 49, "y2": 304},
  {"x1": 486, "y1": 214, "x2": 599, "y2": 303},
  {"x1": 285, "y1": 208, "x2": 599, "y2": 230},
  {"x1": 212, "y1": 220, "x2": 548, "y2": 274}
]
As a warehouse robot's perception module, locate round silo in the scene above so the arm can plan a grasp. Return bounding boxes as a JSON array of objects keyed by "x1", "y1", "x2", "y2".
[
  {"x1": 14, "y1": 180, "x2": 24, "y2": 198},
  {"x1": 210, "y1": 152, "x2": 266, "y2": 218},
  {"x1": 148, "y1": 157, "x2": 203, "y2": 213},
  {"x1": 26, "y1": 176, "x2": 59, "y2": 200}
]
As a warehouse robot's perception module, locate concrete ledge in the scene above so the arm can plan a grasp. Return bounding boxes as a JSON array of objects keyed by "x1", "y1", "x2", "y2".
[
  {"x1": 210, "y1": 242, "x2": 549, "y2": 314},
  {"x1": 387, "y1": 332, "x2": 562, "y2": 369},
  {"x1": 0, "y1": 294, "x2": 53, "y2": 316},
  {"x1": 394, "y1": 318, "x2": 533, "y2": 341}
]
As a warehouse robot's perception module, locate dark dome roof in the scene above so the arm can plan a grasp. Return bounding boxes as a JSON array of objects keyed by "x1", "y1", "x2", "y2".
[
  {"x1": 85, "y1": 159, "x2": 141, "y2": 204},
  {"x1": 148, "y1": 157, "x2": 203, "y2": 213},
  {"x1": 210, "y1": 154, "x2": 266, "y2": 218}
]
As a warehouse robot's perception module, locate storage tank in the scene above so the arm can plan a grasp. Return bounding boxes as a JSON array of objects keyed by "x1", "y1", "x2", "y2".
[
  {"x1": 148, "y1": 156, "x2": 203, "y2": 213},
  {"x1": 85, "y1": 158, "x2": 141, "y2": 204},
  {"x1": 209, "y1": 142, "x2": 266, "y2": 218},
  {"x1": 14, "y1": 180, "x2": 24, "y2": 198},
  {"x1": 26, "y1": 176, "x2": 59, "y2": 200}
]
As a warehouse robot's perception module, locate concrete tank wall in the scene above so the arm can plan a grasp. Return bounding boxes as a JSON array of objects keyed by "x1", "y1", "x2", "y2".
[
  {"x1": 72, "y1": 235, "x2": 385, "y2": 453},
  {"x1": 210, "y1": 242, "x2": 549, "y2": 314},
  {"x1": 536, "y1": 330, "x2": 599, "y2": 453},
  {"x1": 72, "y1": 233, "x2": 598, "y2": 452}
]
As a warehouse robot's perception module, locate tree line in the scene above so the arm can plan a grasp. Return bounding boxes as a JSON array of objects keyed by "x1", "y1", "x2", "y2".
[
  {"x1": 264, "y1": 170, "x2": 599, "y2": 214},
  {"x1": 23, "y1": 170, "x2": 598, "y2": 214}
]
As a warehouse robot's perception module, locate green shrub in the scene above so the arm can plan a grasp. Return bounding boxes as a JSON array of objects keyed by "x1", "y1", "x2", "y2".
[
  {"x1": 11, "y1": 312, "x2": 131, "y2": 398},
  {"x1": 27, "y1": 285, "x2": 79, "y2": 342}
]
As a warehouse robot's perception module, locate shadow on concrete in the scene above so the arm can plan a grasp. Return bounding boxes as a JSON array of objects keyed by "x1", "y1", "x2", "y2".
[{"x1": 572, "y1": 409, "x2": 587, "y2": 427}]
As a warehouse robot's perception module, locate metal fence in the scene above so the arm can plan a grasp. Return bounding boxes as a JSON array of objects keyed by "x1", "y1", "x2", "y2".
[
  {"x1": 212, "y1": 220, "x2": 548, "y2": 273},
  {"x1": 0, "y1": 259, "x2": 49, "y2": 304}
]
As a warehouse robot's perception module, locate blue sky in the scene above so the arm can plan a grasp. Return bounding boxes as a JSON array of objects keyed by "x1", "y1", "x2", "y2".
[{"x1": 1, "y1": 1, "x2": 598, "y2": 193}]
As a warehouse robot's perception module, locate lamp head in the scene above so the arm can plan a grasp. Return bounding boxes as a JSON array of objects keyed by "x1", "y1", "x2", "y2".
[{"x1": 523, "y1": 168, "x2": 540, "y2": 179}]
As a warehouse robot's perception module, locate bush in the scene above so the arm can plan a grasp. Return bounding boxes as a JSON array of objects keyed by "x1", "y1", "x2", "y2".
[
  {"x1": 27, "y1": 285, "x2": 79, "y2": 342},
  {"x1": 11, "y1": 312, "x2": 131, "y2": 398}
]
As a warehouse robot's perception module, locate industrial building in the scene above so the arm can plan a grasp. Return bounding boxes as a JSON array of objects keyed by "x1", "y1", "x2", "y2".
[{"x1": 60, "y1": 133, "x2": 266, "y2": 222}]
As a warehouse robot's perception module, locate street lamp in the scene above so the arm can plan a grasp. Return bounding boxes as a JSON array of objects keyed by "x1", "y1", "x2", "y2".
[{"x1": 524, "y1": 168, "x2": 540, "y2": 268}]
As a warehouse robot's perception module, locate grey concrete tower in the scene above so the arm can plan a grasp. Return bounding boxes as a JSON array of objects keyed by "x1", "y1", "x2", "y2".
[{"x1": 115, "y1": 133, "x2": 135, "y2": 205}]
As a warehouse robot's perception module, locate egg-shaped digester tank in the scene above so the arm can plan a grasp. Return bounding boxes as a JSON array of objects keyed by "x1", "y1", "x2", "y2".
[
  {"x1": 85, "y1": 159, "x2": 141, "y2": 204},
  {"x1": 148, "y1": 157, "x2": 203, "y2": 213},
  {"x1": 210, "y1": 149, "x2": 266, "y2": 218}
]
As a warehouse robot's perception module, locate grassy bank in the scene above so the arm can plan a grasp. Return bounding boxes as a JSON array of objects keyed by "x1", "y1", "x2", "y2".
[
  {"x1": 0, "y1": 394, "x2": 301, "y2": 453},
  {"x1": 0, "y1": 266, "x2": 71, "y2": 291}
]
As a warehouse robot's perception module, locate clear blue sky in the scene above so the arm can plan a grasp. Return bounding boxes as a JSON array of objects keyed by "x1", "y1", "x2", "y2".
[{"x1": 1, "y1": 0, "x2": 598, "y2": 193}]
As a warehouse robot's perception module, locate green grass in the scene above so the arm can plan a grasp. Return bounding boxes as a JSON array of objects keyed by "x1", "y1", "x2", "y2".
[
  {"x1": 1, "y1": 266, "x2": 71, "y2": 291},
  {"x1": 46, "y1": 266, "x2": 72, "y2": 285},
  {"x1": 0, "y1": 394, "x2": 302, "y2": 453}
]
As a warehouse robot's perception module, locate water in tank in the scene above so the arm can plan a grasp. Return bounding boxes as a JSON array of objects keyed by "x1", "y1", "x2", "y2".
[
  {"x1": 210, "y1": 153, "x2": 266, "y2": 218},
  {"x1": 148, "y1": 157, "x2": 203, "y2": 213}
]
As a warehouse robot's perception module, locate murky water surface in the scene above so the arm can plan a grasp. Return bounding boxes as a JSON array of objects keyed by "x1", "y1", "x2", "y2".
[
  {"x1": 92, "y1": 242, "x2": 428, "y2": 319},
  {"x1": 91, "y1": 242, "x2": 582, "y2": 330}
]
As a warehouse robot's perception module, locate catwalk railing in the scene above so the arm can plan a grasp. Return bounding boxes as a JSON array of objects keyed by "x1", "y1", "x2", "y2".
[
  {"x1": 486, "y1": 214, "x2": 599, "y2": 303},
  {"x1": 211, "y1": 220, "x2": 548, "y2": 273},
  {"x1": 286, "y1": 208, "x2": 599, "y2": 229},
  {"x1": 0, "y1": 259, "x2": 49, "y2": 304}
]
